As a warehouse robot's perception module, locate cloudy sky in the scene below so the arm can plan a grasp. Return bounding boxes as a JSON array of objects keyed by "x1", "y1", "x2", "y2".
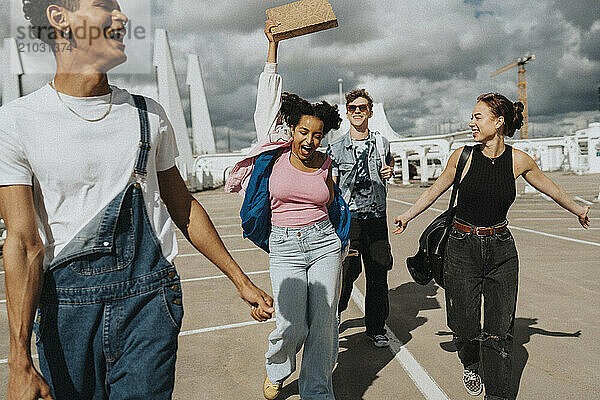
[{"x1": 1, "y1": 0, "x2": 599, "y2": 151}]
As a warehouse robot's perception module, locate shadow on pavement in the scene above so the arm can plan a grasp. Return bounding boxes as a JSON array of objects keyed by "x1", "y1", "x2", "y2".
[
  {"x1": 278, "y1": 380, "x2": 300, "y2": 399},
  {"x1": 332, "y1": 281, "x2": 441, "y2": 400},
  {"x1": 386, "y1": 281, "x2": 441, "y2": 345},
  {"x1": 332, "y1": 321, "x2": 395, "y2": 400},
  {"x1": 510, "y1": 318, "x2": 581, "y2": 399},
  {"x1": 437, "y1": 317, "x2": 581, "y2": 400}
]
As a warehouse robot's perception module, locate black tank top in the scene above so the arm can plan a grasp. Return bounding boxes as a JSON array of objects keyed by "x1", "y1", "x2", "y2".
[{"x1": 455, "y1": 144, "x2": 516, "y2": 227}]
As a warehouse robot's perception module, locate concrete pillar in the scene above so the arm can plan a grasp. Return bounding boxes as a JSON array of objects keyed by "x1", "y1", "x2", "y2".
[
  {"x1": 588, "y1": 138, "x2": 600, "y2": 173},
  {"x1": 1, "y1": 38, "x2": 24, "y2": 104},
  {"x1": 153, "y1": 29, "x2": 196, "y2": 187},
  {"x1": 400, "y1": 150, "x2": 410, "y2": 185},
  {"x1": 418, "y1": 147, "x2": 428, "y2": 185},
  {"x1": 187, "y1": 54, "x2": 216, "y2": 155},
  {"x1": 539, "y1": 146, "x2": 549, "y2": 171}
]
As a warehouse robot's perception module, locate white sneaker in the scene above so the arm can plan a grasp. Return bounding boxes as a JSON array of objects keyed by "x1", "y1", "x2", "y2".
[
  {"x1": 367, "y1": 334, "x2": 390, "y2": 348},
  {"x1": 463, "y1": 368, "x2": 483, "y2": 396}
]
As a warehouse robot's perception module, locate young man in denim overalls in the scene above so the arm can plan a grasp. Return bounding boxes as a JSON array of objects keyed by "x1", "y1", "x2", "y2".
[
  {"x1": 327, "y1": 89, "x2": 395, "y2": 348},
  {"x1": 0, "y1": 1, "x2": 273, "y2": 399}
]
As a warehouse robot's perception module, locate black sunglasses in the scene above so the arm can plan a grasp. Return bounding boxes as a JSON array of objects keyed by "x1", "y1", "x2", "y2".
[{"x1": 347, "y1": 104, "x2": 369, "y2": 113}]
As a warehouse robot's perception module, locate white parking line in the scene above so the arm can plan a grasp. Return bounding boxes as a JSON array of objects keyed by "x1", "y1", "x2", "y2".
[
  {"x1": 177, "y1": 233, "x2": 243, "y2": 242},
  {"x1": 0, "y1": 278, "x2": 449, "y2": 400},
  {"x1": 0, "y1": 321, "x2": 276, "y2": 365},
  {"x1": 231, "y1": 247, "x2": 264, "y2": 253},
  {"x1": 388, "y1": 198, "x2": 424, "y2": 208},
  {"x1": 511, "y1": 217, "x2": 579, "y2": 220},
  {"x1": 389, "y1": 199, "x2": 595, "y2": 215},
  {"x1": 179, "y1": 319, "x2": 274, "y2": 336},
  {"x1": 1, "y1": 354, "x2": 38, "y2": 365},
  {"x1": 0, "y1": 271, "x2": 272, "y2": 306},
  {"x1": 388, "y1": 198, "x2": 600, "y2": 248},
  {"x1": 177, "y1": 247, "x2": 262, "y2": 258},
  {"x1": 351, "y1": 285, "x2": 449, "y2": 400},
  {"x1": 509, "y1": 226, "x2": 600, "y2": 247},
  {"x1": 509, "y1": 209, "x2": 587, "y2": 213},
  {"x1": 509, "y1": 210, "x2": 565, "y2": 213},
  {"x1": 574, "y1": 196, "x2": 593, "y2": 206},
  {"x1": 181, "y1": 270, "x2": 269, "y2": 283}
]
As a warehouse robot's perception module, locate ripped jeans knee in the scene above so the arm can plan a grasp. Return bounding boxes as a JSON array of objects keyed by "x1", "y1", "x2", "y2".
[{"x1": 478, "y1": 331, "x2": 513, "y2": 359}]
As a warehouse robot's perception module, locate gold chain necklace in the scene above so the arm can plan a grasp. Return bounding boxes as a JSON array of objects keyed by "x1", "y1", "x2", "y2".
[{"x1": 51, "y1": 81, "x2": 114, "y2": 122}]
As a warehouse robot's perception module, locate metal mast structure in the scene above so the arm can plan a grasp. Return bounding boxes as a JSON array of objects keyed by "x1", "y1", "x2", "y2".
[{"x1": 490, "y1": 54, "x2": 536, "y2": 139}]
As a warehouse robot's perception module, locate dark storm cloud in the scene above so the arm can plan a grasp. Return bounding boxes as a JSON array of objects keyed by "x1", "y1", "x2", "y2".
[
  {"x1": 581, "y1": 28, "x2": 600, "y2": 62},
  {"x1": 142, "y1": 0, "x2": 600, "y2": 136},
  {"x1": 2, "y1": 0, "x2": 598, "y2": 142},
  {"x1": 553, "y1": 0, "x2": 600, "y2": 30}
]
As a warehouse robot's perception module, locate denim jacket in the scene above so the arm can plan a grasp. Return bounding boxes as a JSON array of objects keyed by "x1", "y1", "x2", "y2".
[{"x1": 326, "y1": 130, "x2": 391, "y2": 212}]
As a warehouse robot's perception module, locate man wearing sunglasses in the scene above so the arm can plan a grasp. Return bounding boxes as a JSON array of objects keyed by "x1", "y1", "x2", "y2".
[{"x1": 327, "y1": 89, "x2": 395, "y2": 348}]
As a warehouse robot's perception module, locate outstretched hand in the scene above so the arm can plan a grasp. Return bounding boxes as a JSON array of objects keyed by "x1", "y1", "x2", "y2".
[
  {"x1": 393, "y1": 214, "x2": 409, "y2": 235},
  {"x1": 578, "y1": 205, "x2": 591, "y2": 229},
  {"x1": 239, "y1": 282, "x2": 274, "y2": 322},
  {"x1": 264, "y1": 19, "x2": 280, "y2": 43}
]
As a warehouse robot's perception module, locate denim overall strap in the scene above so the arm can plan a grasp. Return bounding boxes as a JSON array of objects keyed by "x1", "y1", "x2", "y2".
[
  {"x1": 132, "y1": 94, "x2": 151, "y2": 179},
  {"x1": 98, "y1": 95, "x2": 151, "y2": 249},
  {"x1": 48, "y1": 95, "x2": 153, "y2": 269},
  {"x1": 36, "y1": 93, "x2": 182, "y2": 400}
]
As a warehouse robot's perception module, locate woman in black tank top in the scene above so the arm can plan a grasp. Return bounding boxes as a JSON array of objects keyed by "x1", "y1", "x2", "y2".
[{"x1": 393, "y1": 93, "x2": 590, "y2": 399}]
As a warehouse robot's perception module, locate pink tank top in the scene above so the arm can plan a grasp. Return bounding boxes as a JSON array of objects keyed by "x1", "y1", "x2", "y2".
[{"x1": 269, "y1": 148, "x2": 331, "y2": 227}]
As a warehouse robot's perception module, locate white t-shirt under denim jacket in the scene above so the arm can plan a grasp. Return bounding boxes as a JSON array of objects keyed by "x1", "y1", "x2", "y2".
[{"x1": 0, "y1": 84, "x2": 179, "y2": 270}]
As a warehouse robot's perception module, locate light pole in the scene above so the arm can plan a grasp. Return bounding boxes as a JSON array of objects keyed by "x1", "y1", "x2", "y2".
[{"x1": 227, "y1": 128, "x2": 232, "y2": 153}]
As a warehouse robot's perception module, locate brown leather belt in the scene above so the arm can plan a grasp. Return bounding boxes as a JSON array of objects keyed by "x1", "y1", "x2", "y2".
[{"x1": 453, "y1": 221, "x2": 508, "y2": 236}]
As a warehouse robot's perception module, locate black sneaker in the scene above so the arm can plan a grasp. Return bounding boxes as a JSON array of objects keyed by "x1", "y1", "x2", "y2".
[
  {"x1": 367, "y1": 333, "x2": 390, "y2": 347},
  {"x1": 463, "y1": 368, "x2": 483, "y2": 396}
]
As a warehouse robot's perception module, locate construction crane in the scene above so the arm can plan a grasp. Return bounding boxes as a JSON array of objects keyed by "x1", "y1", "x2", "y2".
[{"x1": 490, "y1": 54, "x2": 535, "y2": 139}]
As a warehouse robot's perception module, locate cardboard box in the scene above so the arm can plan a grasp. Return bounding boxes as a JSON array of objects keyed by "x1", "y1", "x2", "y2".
[{"x1": 266, "y1": 0, "x2": 338, "y2": 41}]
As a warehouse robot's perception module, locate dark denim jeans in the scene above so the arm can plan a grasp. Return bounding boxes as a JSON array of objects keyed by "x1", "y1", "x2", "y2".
[
  {"x1": 338, "y1": 217, "x2": 393, "y2": 336},
  {"x1": 444, "y1": 222, "x2": 518, "y2": 400},
  {"x1": 34, "y1": 183, "x2": 183, "y2": 400}
]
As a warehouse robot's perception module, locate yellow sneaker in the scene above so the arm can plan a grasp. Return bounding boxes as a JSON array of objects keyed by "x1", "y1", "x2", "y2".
[{"x1": 263, "y1": 375, "x2": 281, "y2": 400}]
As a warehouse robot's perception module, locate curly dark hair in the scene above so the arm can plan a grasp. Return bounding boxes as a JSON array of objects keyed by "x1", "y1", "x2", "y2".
[
  {"x1": 345, "y1": 88, "x2": 373, "y2": 111},
  {"x1": 280, "y1": 92, "x2": 342, "y2": 135},
  {"x1": 22, "y1": 0, "x2": 80, "y2": 44},
  {"x1": 476, "y1": 92, "x2": 524, "y2": 138}
]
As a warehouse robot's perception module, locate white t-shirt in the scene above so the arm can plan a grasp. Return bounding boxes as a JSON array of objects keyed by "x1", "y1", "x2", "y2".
[{"x1": 0, "y1": 84, "x2": 179, "y2": 270}]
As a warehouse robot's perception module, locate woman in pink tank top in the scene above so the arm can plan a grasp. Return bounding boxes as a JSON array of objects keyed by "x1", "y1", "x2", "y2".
[{"x1": 260, "y1": 19, "x2": 344, "y2": 400}]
